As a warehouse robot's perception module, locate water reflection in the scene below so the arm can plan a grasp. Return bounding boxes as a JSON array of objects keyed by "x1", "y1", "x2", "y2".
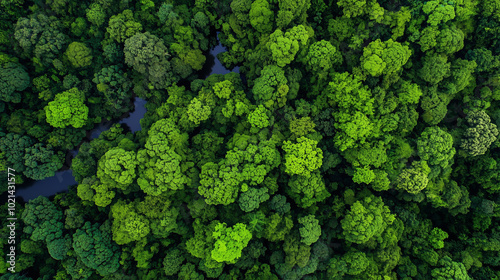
[{"x1": 16, "y1": 170, "x2": 77, "y2": 202}]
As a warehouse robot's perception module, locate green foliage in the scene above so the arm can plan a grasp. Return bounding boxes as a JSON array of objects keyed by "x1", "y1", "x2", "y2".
[
  {"x1": 23, "y1": 143, "x2": 63, "y2": 180},
  {"x1": 287, "y1": 171, "x2": 330, "y2": 208},
  {"x1": 199, "y1": 134, "x2": 280, "y2": 205},
  {"x1": 211, "y1": 222, "x2": 252, "y2": 263},
  {"x1": 22, "y1": 196, "x2": 64, "y2": 244},
  {"x1": 239, "y1": 187, "x2": 270, "y2": 212},
  {"x1": 417, "y1": 126, "x2": 455, "y2": 177},
  {"x1": 44, "y1": 88, "x2": 89, "y2": 128},
  {"x1": 0, "y1": 62, "x2": 29, "y2": 103},
  {"x1": 361, "y1": 39, "x2": 412, "y2": 77},
  {"x1": 289, "y1": 117, "x2": 315, "y2": 137},
  {"x1": 430, "y1": 256, "x2": 471, "y2": 280},
  {"x1": 65, "y1": 42, "x2": 92, "y2": 68},
  {"x1": 124, "y1": 32, "x2": 176, "y2": 89},
  {"x1": 4, "y1": 1, "x2": 500, "y2": 279},
  {"x1": 163, "y1": 248, "x2": 185, "y2": 276},
  {"x1": 461, "y1": 110, "x2": 499, "y2": 156},
  {"x1": 341, "y1": 195, "x2": 395, "y2": 244},
  {"x1": 86, "y1": 3, "x2": 106, "y2": 27},
  {"x1": 252, "y1": 65, "x2": 289, "y2": 109},
  {"x1": 249, "y1": 0, "x2": 274, "y2": 34},
  {"x1": 97, "y1": 148, "x2": 137, "y2": 190},
  {"x1": 396, "y1": 161, "x2": 431, "y2": 194},
  {"x1": 298, "y1": 215, "x2": 321, "y2": 245},
  {"x1": 73, "y1": 222, "x2": 120, "y2": 276},
  {"x1": 304, "y1": 40, "x2": 342, "y2": 75},
  {"x1": 107, "y1": 10, "x2": 142, "y2": 43},
  {"x1": 248, "y1": 105, "x2": 270, "y2": 128},
  {"x1": 267, "y1": 25, "x2": 310, "y2": 67},
  {"x1": 282, "y1": 136, "x2": 323, "y2": 177},
  {"x1": 137, "y1": 118, "x2": 189, "y2": 196},
  {"x1": 111, "y1": 200, "x2": 150, "y2": 245}
]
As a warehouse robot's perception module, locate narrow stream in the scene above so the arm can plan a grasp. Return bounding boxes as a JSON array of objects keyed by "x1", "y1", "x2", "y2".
[{"x1": 16, "y1": 39, "x2": 239, "y2": 201}]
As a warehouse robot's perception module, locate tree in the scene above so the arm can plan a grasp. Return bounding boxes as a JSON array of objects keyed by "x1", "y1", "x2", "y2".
[
  {"x1": 298, "y1": 215, "x2": 321, "y2": 245},
  {"x1": 199, "y1": 134, "x2": 280, "y2": 205},
  {"x1": 14, "y1": 14, "x2": 67, "y2": 65},
  {"x1": 303, "y1": 40, "x2": 342, "y2": 76},
  {"x1": 267, "y1": 25, "x2": 310, "y2": 67},
  {"x1": 341, "y1": 195, "x2": 395, "y2": 244},
  {"x1": 44, "y1": 88, "x2": 89, "y2": 128},
  {"x1": 337, "y1": 0, "x2": 371, "y2": 18},
  {"x1": 270, "y1": 194, "x2": 291, "y2": 214},
  {"x1": 65, "y1": 42, "x2": 92, "y2": 68},
  {"x1": 107, "y1": 10, "x2": 142, "y2": 43},
  {"x1": 461, "y1": 110, "x2": 499, "y2": 157},
  {"x1": 282, "y1": 137, "x2": 323, "y2": 177},
  {"x1": 430, "y1": 256, "x2": 471, "y2": 280},
  {"x1": 0, "y1": 62, "x2": 29, "y2": 103},
  {"x1": 86, "y1": 3, "x2": 106, "y2": 27},
  {"x1": 0, "y1": 133, "x2": 33, "y2": 173},
  {"x1": 22, "y1": 196, "x2": 64, "y2": 244},
  {"x1": 72, "y1": 222, "x2": 121, "y2": 276},
  {"x1": 124, "y1": 32, "x2": 176, "y2": 89},
  {"x1": 287, "y1": 171, "x2": 330, "y2": 208},
  {"x1": 361, "y1": 39, "x2": 412, "y2": 77},
  {"x1": 417, "y1": 126, "x2": 455, "y2": 178},
  {"x1": 419, "y1": 54, "x2": 451, "y2": 85},
  {"x1": 163, "y1": 248, "x2": 185, "y2": 276},
  {"x1": 239, "y1": 187, "x2": 270, "y2": 212},
  {"x1": 422, "y1": 0, "x2": 455, "y2": 26},
  {"x1": 23, "y1": 143, "x2": 63, "y2": 180},
  {"x1": 396, "y1": 161, "x2": 431, "y2": 194},
  {"x1": 111, "y1": 200, "x2": 150, "y2": 245},
  {"x1": 137, "y1": 118, "x2": 189, "y2": 196},
  {"x1": 211, "y1": 222, "x2": 252, "y2": 264},
  {"x1": 289, "y1": 117, "x2": 315, "y2": 137},
  {"x1": 93, "y1": 65, "x2": 133, "y2": 113},
  {"x1": 252, "y1": 65, "x2": 289, "y2": 109},
  {"x1": 264, "y1": 213, "x2": 293, "y2": 242},
  {"x1": 187, "y1": 98, "x2": 212, "y2": 125},
  {"x1": 325, "y1": 72, "x2": 375, "y2": 151},
  {"x1": 249, "y1": 0, "x2": 274, "y2": 34},
  {"x1": 248, "y1": 105, "x2": 270, "y2": 129},
  {"x1": 97, "y1": 148, "x2": 137, "y2": 191}
]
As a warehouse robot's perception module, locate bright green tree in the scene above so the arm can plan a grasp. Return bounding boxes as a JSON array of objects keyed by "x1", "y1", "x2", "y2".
[
  {"x1": 282, "y1": 137, "x2": 323, "y2": 177},
  {"x1": 361, "y1": 39, "x2": 411, "y2": 77},
  {"x1": 396, "y1": 161, "x2": 431, "y2": 194},
  {"x1": 96, "y1": 148, "x2": 137, "y2": 191},
  {"x1": 249, "y1": 0, "x2": 274, "y2": 34},
  {"x1": 44, "y1": 88, "x2": 89, "y2": 128},
  {"x1": 211, "y1": 222, "x2": 252, "y2": 264}
]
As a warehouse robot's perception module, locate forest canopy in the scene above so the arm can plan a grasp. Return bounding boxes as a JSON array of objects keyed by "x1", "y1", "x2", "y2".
[{"x1": 1, "y1": 0, "x2": 500, "y2": 279}]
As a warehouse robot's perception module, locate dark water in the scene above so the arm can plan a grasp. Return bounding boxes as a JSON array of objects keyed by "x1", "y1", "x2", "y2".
[
  {"x1": 199, "y1": 33, "x2": 240, "y2": 79},
  {"x1": 14, "y1": 38, "x2": 238, "y2": 202},
  {"x1": 15, "y1": 170, "x2": 77, "y2": 202}
]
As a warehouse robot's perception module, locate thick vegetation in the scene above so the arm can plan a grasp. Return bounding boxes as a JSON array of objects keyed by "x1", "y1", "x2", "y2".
[{"x1": 1, "y1": 0, "x2": 500, "y2": 279}]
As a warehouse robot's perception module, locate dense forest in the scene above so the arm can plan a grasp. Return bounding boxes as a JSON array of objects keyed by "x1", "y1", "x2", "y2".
[{"x1": 1, "y1": 0, "x2": 500, "y2": 279}]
